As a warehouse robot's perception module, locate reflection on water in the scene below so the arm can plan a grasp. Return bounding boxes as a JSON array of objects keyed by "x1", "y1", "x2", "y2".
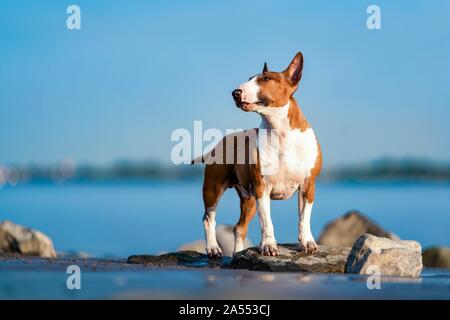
[
  {"x1": 0, "y1": 257, "x2": 449, "y2": 299},
  {"x1": 0, "y1": 180, "x2": 449, "y2": 257}
]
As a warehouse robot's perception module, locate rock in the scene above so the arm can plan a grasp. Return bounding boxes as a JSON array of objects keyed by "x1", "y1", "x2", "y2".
[
  {"x1": 217, "y1": 225, "x2": 253, "y2": 256},
  {"x1": 345, "y1": 234, "x2": 422, "y2": 277},
  {"x1": 127, "y1": 251, "x2": 226, "y2": 268},
  {"x1": 230, "y1": 244, "x2": 351, "y2": 273},
  {"x1": 422, "y1": 247, "x2": 450, "y2": 268},
  {"x1": 129, "y1": 245, "x2": 351, "y2": 273},
  {"x1": 318, "y1": 210, "x2": 399, "y2": 247},
  {"x1": 128, "y1": 251, "x2": 204, "y2": 265},
  {"x1": 0, "y1": 220, "x2": 56, "y2": 258},
  {"x1": 176, "y1": 224, "x2": 252, "y2": 257}
]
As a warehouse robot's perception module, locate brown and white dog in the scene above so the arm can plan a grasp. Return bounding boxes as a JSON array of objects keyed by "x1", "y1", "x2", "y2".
[{"x1": 195, "y1": 52, "x2": 322, "y2": 258}]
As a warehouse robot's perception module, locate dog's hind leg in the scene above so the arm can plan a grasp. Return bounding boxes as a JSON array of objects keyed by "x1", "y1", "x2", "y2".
[
  {"x1": 233, "y1": 188, "x2": 257, "y2": 256},
  {"x1": 202, "y1": 165, "x2": 228, "y2": 258},
  {"x1": 298, "y1": 179, "x2": 318, "y2": 254}
]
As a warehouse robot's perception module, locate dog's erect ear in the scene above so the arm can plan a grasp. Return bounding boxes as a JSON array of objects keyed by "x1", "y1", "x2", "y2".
[
  {"x1": 262, "y1": 62, "x2": 269, "y2": 73},
  {"x1": 284, "y1": 52, "x2": 303, "y2": 85}
]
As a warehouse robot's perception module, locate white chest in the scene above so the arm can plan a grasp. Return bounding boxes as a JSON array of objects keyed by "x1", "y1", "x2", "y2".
[{"x1": 258, "y1": 127, "x2": 318, "y2": 200}]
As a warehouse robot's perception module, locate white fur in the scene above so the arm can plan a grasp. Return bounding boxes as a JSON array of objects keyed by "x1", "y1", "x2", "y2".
[
  {"x1": 256, "y1": 101, "x2": 319, "y2": 253},
  {"x1": 233, "y1": 230, "x2": 244, "y2": 255},
  {"x1": 298, "y1": 200, "x2": 315, "y2": 245},
  {"x1": 256, "y1": 191, "x2": 277, "y2": 251},
  {"x1": 258, "y1": 103, "x2": 290, "y2": 127},
  {"x1": 258, "y1": 102, "x2": 319, "y2": 200},
  {"x1": 203, "y1": 207, "x2": 222, "y2": 255},
  {"x1": 238, "y1": 76, "x2": 260, "y2": 104}
]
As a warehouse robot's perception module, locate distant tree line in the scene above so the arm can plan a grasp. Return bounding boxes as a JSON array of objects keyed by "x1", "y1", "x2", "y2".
[{"x1": 1, "y1": 158, "x2": 450, "y2": 186}]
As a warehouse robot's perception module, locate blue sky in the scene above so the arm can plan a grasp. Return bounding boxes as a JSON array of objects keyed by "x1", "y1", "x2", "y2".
[{"x1": 1, "y1": 0, "x2": 450, "y2": 168}]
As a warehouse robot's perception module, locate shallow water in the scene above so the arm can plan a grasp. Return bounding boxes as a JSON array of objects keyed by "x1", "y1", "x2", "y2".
[
  {"x1": 0, "y1": 180, "x2": 449, "y2": 257},
  {"x1": 0, "y1": 257, "x2": 449, "y2": 300}
]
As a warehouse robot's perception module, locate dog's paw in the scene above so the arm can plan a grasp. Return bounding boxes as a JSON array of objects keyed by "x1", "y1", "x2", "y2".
[
  {"x1": 299, "y1": 240, "x2": 319, "y2": 254},
  {"x1": 206, "y1": 246, "x2": 223, "y2": 259},
  {"x1": 259, "y1": 240, "x2": 279, "y2": 257}
]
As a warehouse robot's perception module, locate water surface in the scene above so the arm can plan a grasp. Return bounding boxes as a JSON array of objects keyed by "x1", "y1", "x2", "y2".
[{"x1": 0, "y1": 180, "x2": 449, "y2": 257}]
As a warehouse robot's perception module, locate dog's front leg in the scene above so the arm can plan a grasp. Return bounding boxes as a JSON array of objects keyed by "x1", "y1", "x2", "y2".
[
  {"x1": 256, "y1": 192, "x2": 279, "y2": 256},
  {"x1": 203, "y1": 207, "x2": 222, "y2": 258},
  {"x1": 298, "y1": 185, "x2": 318, "y2": 254}
]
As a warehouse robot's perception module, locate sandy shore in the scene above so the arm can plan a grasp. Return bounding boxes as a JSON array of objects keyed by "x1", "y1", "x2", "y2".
[{"x1": 1, "y1": 256, "x2": 450, "y2": 299}]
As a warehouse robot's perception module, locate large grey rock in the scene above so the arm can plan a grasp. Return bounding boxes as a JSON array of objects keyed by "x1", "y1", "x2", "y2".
[
  {"x1": 422, "y1": 247, "x2": 450, "y2": 268},
  {"x1": 177, "y1": 224, "x2": 252, "y2": 257},
  {"x1": 0, "y1": 220, "x2": 56, "y2": 258},
  {"x1": 318, "y1": 210, "x2": 399, "y2": 247},
  {"x1": 345, "y1": 234, "x2": 422, "y2": 277},
  {"x1": 230, "y1": 244, "x2": 351, "y2": 273}
]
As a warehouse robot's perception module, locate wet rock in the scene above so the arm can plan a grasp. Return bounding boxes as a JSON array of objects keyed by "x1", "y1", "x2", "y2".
[
  {"x1": 230, "y1": 244, "x2": 351, "y2": 273},
  {"x1": 127, "y1": 251, "x2": 227, "y2": 268},
  {"x1": 318, "y1": 210, "x2": 399, "y2": 247},
  {"x1": 0, "y1": 220, "x2": 56, "y2": 258},
  {"x1": 345, "y1": 234, "x2": 422, "y2": 277},
  {"x1": 422, "y1": 247, "x2": 450, "y2": 268},
  {"x1": 176, "y1": 224, "x2": 253, "y2": 257}
]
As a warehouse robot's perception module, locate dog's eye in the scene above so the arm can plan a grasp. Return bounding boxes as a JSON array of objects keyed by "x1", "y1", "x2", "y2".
[{"x1": 260, "y1": 76, "x2": 270, "y2": 81}]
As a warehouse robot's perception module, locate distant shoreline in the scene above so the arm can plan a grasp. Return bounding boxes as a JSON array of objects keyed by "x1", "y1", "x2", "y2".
[
  {"x1": 2, "y1": 178, "x2": 450, "y2": 189},
  {"x1": 1, "y1": 158, "x2": 450, "y2": 187}
]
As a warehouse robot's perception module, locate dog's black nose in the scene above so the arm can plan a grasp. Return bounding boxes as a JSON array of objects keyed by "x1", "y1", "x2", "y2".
[{"x1": 232, "y1": 89, "x2": 242, "y2": 100}]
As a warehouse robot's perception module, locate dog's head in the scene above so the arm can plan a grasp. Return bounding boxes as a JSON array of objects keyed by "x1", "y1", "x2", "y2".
[{"x1": 232, "y1": 52, "x2": 304, "y2": 112}]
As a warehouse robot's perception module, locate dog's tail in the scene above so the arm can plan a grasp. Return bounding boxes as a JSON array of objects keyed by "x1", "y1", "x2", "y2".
[{"x1": 191, "y1": 154, "x2": 205, "y2": 165}]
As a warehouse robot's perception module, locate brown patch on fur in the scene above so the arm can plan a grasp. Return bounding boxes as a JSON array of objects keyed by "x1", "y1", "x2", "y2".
[
  {"x1": 202, "y1": 164, "x2": 233, "y2": 209},
  {"x1": 201, "y1": 128, "x2": 262, "y2": 209},
  {"x1": 311, "y1": 141, "x2": 323, "y2": 179},
  {"x1": 256, "y1": 71, "x2": 291, "y2": 107},
  {"x1": 288, "y1": 98, "x2": 310, "y2": 131},
  {"x1": 233, "y1": 189, "x2": 257, "y2": 241},
  {"x1": 302, "y1": 178, "x2": 315, "y2": 203},
  {"x1": 302, "y1": 141, "x2": 322, "y2": 203},
  {"x1": 254, "y1": 52, "x2": 304, "y2": 109}
]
